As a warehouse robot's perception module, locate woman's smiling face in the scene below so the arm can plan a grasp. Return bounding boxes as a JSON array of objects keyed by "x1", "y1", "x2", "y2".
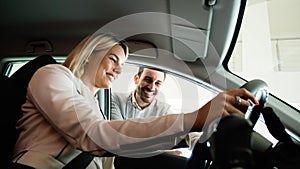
[{"x1": 95, "y1": 44, "x2": 127, "y2": 89}]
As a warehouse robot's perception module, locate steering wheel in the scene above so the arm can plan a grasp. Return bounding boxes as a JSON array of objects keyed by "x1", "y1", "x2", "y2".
[
  {"x1": 186, "y1": 79, "x2": 270, "y2": 169},
  {"x1": 240, "y1": 79, "x2": 269, "y2": 127}
]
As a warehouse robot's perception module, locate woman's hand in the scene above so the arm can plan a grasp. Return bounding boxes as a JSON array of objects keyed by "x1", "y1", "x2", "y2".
[
  {"x1": 209, "y1": 88, "x2": 259, "y2": 116},
  {"x1": 187, "y1": 88, "x2": 259, "y2": 131}
]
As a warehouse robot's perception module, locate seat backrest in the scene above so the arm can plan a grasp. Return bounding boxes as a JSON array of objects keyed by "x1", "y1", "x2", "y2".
[{"x1": 0, "y1": 55, "x2": 57, "y2": 168}]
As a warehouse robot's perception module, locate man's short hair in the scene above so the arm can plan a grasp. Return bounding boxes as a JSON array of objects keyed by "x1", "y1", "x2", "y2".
[{"x1": 137, "y1": 67, "x2": 166, "y2": 80}]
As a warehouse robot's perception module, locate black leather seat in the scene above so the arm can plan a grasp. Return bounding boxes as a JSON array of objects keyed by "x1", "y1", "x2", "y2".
[{"x1": 0, "y1": 55, "x2": 57, "y2": 169}]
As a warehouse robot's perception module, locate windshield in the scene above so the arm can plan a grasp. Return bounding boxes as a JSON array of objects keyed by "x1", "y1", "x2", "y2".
[{"x1": 228, "y1": 0, "x2": 300, "y2": 110}]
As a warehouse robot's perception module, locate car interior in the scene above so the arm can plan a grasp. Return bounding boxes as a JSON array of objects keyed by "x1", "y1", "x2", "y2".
[{"x1": 1, "y1": 0, "x2": 299, "y2": 168}]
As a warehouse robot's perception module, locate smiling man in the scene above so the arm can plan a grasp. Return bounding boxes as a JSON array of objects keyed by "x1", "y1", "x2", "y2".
[{"x1": 111, "y1": 67, "x2": 171, "y2": 120}]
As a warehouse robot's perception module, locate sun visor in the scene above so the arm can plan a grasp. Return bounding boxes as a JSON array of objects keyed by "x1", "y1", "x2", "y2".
[
  {"x1": 171, "y1": 25, "x2": 207, "y2": 62},
  {"x1": 169, "y1": 0, "x2": 215, "y2": 62},
  {"x1": 126, "y1": 40, "x2": 158, "y2": 59}
]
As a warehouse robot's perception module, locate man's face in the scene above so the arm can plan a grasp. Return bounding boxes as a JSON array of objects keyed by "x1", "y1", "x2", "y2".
[{"x1": 134, "y1": 68, "x2": 165, "y2": 108}]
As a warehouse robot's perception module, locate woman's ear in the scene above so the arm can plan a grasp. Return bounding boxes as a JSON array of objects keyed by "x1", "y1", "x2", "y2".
[{"x1": 85, "y1": 57, "x2": 90, "y2": 64}]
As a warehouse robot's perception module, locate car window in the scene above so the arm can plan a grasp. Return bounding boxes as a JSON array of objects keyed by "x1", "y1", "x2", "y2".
[
  {"x1": 3, "y1": 56, "x2": 66, "y2": 77},
  {"x1": 5, "y1": 62, "x2": 25, "y2": 77},
  {"x1": 228, "y1": 0, "x2": 300, "y2": 110},
  {"x1": 111, "y1": 64, "x2": 218, "y2": 114}
]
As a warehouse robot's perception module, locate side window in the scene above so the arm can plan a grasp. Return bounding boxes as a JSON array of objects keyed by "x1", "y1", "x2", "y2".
[
  {"x1": 111, "y1": 64, "x2": 217, "y2": 114},
  {"x1": 4, "y1": 62, "x2": 27, "y2": 77},
  {"x1": 2, "y1": 56, "x2": 66, "y2": 77}
]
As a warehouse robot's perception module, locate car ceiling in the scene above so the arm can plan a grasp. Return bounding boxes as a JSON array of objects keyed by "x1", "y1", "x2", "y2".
[{"x1": 0, "y1": 0, "x2": 244, "y2": 83}]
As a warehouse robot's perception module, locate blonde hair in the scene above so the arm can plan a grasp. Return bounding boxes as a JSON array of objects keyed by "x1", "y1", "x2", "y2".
[{"x1": 63, "y1": 33, "x2": 128, "y2": 77}]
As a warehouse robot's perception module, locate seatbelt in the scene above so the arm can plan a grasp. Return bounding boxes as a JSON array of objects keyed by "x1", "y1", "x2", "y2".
[
  {"x1": 63, "y1": 83, "x2": 112, "y2": 169},
  {"x1": 62, "y1": 152, "x2": 94, "y2": 169}
]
